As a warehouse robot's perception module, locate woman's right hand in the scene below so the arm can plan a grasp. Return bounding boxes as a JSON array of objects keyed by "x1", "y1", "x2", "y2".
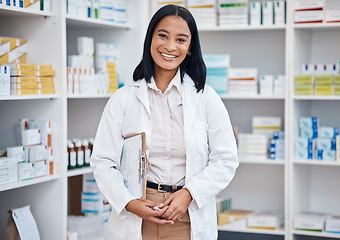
[{"x1": 125, "y1": 199, "x2": 175, "y2": 224}]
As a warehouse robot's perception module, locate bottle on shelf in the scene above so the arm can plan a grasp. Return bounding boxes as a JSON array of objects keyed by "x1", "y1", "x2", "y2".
[
  {"x1": 82, "y1": 139, "x2": 91, "y2": 167},
  {"x1": 67, "y1": 140, "x2": 76, "y2": 169},
  {"x1": 75, "y1": 140, "x2": 84, "y2": 168}
]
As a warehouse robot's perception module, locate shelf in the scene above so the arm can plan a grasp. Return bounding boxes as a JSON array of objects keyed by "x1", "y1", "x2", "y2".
[
  {"x1": 293, "y1": 22, "x2": 340, "y2": 30},
  {"x1": 293, "y1": 230, "x2": 340, "y2": 239},
  {"x1": 199, "y1": 25, "x2": 286, "y2": 32},
  {"x1": 0, "y1": 5, "x2": 54, "y2": 17},
  {"x1": 293, "y1": 95, "x2": 340, "y2": 101},
  {"x1": 0, "y1": 94, "x2": 60, "y2": 101},
  {"x1": 240, "y1": 159, "x2": 285, "y2": 165},
  {"x1": 67, "y1": 94, "x2": 113, "y2": 99},
  {"x1": 293, "y1": 160, "x2": 340, "y2": 166},
  {"x1": 218, "y1": 224, "x2": 285, "y2": 236},
  {"x1": 220, "y1": 94, "x2": 286, "y2": 100},
  {"x1": 0, "y1": 174, "x2": 60, "y2": 192},
  {"x1": 66, "y1": 15, "x2": 133, "y2": 29},
  {"x1": 67, "y1": 167, "x2": 92, "y2": 177}
]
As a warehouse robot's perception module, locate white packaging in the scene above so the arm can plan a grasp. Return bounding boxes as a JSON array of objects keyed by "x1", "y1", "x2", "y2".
[
  {"x1": 262, "y1": 1, "x2": 274, "y2": 26},
  {"x1": 337, "y1": 136, "x2": 340, "y2": 161},
  {"x1": 27, "y1": 144, "x2": 47, "y2": 162},
  {"x1": 294, "y1": 11, "x2": 324, "y2": 24},
  {"x1": 0, "y1": 66, "x2": 3, "y2": 95},
  {"x1": 325, "y1": 216, "x2": 340, "y2": 233},
  {"x1": 316, "y1": 149, "x2": 336, "y2": 161},
  {"x1": 249, "y1": 2, "x2": 261, "y2": 26},
  {"x1": 294, "y1": 0, "x2": 324, "y2": 11},
  {"x1": 36, "y1": 120, "x2": 53, "y2": 147},
  {"x1": 229, "y1": 68, "x2": 257, "y2": 79},
  {"x1": 34, "y1": 160, "x2": 47, "y2": 177},
  {"x1": 7, "y1": 146, "x2": 25, "y2": 163},
  {"x1": 0, "y1": 157, "x2": 20, "y2": 166},
  {"x1": 187, "y1": 0, "x2": 215, "y2": 7},
  {"x1": 22, "y1": 129, "x2": 41, "y2": 146},
  {"x1": 2, "y1": 65, "x2": 10, "y2": 96},
  {"x1": 325, "y1": 10, "x2": 340, "y2": 23},
  {"x1": 294, "y1": 212, "x2": 329, "y2": 231},
  {"x1": 259, "y1": 75, "x2": 273, "y2": 95},
  {"x1": 0, "y1": 164, "x2": 17, "y2": 179},
  {"x1": 83, "y1": 173, "x2": 100, "y2": 193},
  {"x1": 18, "y1": 162, "x2": 35, "y2": 181},
  {"x1": 274, "y1": 1, "x2": 285, "y2": 25},
  {"x1": 273, "y1": 75, "x2": 285, "y2": 95},
  {"x1": 247, "y1": 212, "x2": 284, "y2": 229},
  {"x1": 252, "y1": 116, "x2": 281, "y2": 139}
]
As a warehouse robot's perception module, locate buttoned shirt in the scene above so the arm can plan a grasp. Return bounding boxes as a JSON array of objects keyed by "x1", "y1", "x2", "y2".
[{"x1": 147, "y1": 70, "x2": 186, "y2": 186}]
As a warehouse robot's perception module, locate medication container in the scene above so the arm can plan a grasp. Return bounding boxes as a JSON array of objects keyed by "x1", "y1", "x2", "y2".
[{"x1": 1, "y1": 0, "x2": 340, "y2": 240}]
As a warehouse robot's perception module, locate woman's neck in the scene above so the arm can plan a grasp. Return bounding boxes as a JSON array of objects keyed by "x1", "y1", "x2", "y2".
[{"x1": 153, "y1": 68, "x2": 178, "y2": 93}]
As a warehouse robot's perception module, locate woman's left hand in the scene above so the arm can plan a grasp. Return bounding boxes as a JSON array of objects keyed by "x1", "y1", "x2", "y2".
[{"x1": 160, "y1": 188, "x2": 192, "y2": 221}]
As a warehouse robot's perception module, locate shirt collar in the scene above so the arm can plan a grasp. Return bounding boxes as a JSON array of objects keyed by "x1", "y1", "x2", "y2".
[{"x1": 148, "y1": 69, "x2": 182, "y2": 96}]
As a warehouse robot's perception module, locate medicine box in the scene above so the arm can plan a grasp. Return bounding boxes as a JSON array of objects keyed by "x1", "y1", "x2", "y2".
[
  {"x1": 300, "y1": 127, "x2": 318, "y2": 139},
  {"x1": 7, "y1": 146, "x2": 25, "y2": 163},
  {"x1": 262, "y1": 1, "x2": 274, "y2": 26},
  {"x1": 337, "y1": 136, "x2": 340, "y2": 161},
  {"x1": 295, "y1": 137, "x2": 315, "y2": 150},
  {"x1": 247, "y1": 212, "x2": 284, "y2": 230},
  {"x1": 34, "y1": 160, "x2": 47, "y2": 178},
  {"x1": 18, "y1": 162, "x2": 34, "y2": 181},
  {"x1": 294, "y1": 11, "x2": 324, "y2": 24},
  {"x1": 294, "y1": 212, "x2": 329, "y2": 232},
  {"x1": 249, "y1": 2, "x2": 261, "y2": 26},
  {"x1": 295, "y1": 148, "x2": 314, "y2": 160},
  {"x1": 22, "y1": 129, "x2": 41, "y2": 146},
  {"x1": 316, "y1": 138, "x2": 336, "y2": 151},
  {"x1": 316, "y1": 149, "x2": 336, "y2": 161},
  {"x1": 218, "y1": 209, "x2": 254, "y2": 226},
  {"x1": 299, "y1": 117, "x2": 318, "y2": 129},
  {"x1": 294, "y1": 0, "x2": 324, "y2": 11},
  {"x1": 326, "y1": 216, "x2": 340, "y2": 233},
  {"x1": 273, "y1": 75, "x2": 285, "y2": 96},
  {"x1": 274, "y1": 1, "x2": 285, "y2": 25},
  {"x1": 27, "y1": 144, "x2": 47, "y2": 162}
]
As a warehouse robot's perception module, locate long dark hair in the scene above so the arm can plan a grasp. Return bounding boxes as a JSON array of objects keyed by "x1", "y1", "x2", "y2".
[{"x1": 133, "y1": 4, "x2": 206, "y2": 92}]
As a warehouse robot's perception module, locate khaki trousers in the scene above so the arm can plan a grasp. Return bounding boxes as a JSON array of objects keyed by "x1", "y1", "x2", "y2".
[{"x1": 142, "y1": 188, "x2": 191, "y2": 240}]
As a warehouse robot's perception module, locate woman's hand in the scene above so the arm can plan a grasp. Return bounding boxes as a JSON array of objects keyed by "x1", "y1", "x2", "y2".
[
  {"x1": 160, "y1": 188, "x2": 192, "y2": 221},
  {"x1": 125, "y1": 199, "x2": 174, "y2": 224}
]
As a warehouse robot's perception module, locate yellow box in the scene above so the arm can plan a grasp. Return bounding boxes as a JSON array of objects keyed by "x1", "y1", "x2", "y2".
[
  {"x1": 35, "y1": 64, "x2": 53, "y2": 71},
  {"x1": 36, "y1": 77, "x2": 54, "y2": 83},
  {"x1": 37, "y1": 82, "x2": 54, "y2": 89},
  {"x1": 334, "y1": 75, "x2": 340, "y2": 85},
  {"x1": 1, "y1": 53, "x2": 27, "y2": 65},
  {"x1": 218, "y1": 210, "x2": 254, "y2": 226},
  {"x1": 10, "y1": 77, "x2": 37, "y2": 84},
  {"x1": 10, "y1": 69, "x2": 36, "y2": 77},
  {"x1": 315, "y1": 75, "x2": 333, "y2": 85},
  {"x1": 36, "y1": 69, "x2": 55, "y2": 77},
  {"x1": 295, "y1": 75, "x2": 313, "y2": 85},
  {"x1": 8, "y1": 64, "x2": 35, "y2": 71},
  {"x1": 37, "y1": 88, "x2": 55, "y2": 94},
  {"x1": 334, "y1": 85, "x2": 340, "y2": 95},
  {"x1": 11, "y1": 53, "x2": 27, "y2": 64},
  {"x1": 10, "y1": 83, "x2": 38, "y2": 90},
  {"x1": 295, "y1": 85, "x2": 313, "y2": 95},
  {"x1": 0, "y1": 37, "x2": 28, "y2": 52},
  {"x1": 22, "y1": 0, "x2": 40, "y2": 8},
  {"x1": 315, "y1": 85, "x2": 333, "y2": 95},
  {"x1": 11, "y1": 89, "x2": 38, "y2": 95}
]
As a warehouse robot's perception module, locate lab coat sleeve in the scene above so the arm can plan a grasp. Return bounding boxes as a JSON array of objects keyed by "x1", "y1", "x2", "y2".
[
  {"x1": 184, "y1": 86, "x2": 239, "y2": 210},
  {"x1": 90, "y1": 88, "x2": 135, "y2": 218}
]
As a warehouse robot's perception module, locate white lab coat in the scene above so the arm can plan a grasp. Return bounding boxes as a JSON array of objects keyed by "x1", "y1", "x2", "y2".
[{"x1": 90, "y1": 74, "x2": 239, "y2": 240}]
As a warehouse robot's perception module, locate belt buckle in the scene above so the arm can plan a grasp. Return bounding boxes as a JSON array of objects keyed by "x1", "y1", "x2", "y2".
[{"x1": 157, "y1": 183, "x2": 167, "y2": 193}]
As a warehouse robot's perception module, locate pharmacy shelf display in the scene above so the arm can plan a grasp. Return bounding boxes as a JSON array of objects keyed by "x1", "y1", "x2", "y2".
[
  {"x1": 290, "y1": 8, "x2": 340, "y2": 239},
  {"x1": 0, "y1": 2, "x2": 66, "y2": 239}
]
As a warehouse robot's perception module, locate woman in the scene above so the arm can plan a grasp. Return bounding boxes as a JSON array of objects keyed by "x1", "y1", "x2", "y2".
[{"x1": 90, "y1": 4, "x2": 239, "y2": 240}]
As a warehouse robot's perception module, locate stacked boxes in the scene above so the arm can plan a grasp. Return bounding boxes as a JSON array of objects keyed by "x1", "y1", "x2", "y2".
[
  {"x1": 247, "y1": 212, "x2": 284, "y2": 230},
  {"x1": 228, "y1": 68, "x2": 257, "y2": 95},
  {"x1": 294, "y1": 212, "x2": 329, "y2": 232},
  {"x1": 237, "y1": 133, "x2": 268, "y2": 161},
  {"x1": 153, "y1": 0, "x2": 185, "y2": 13},
  {"x1": 0, "y1": 65, "x2": 10, "y2": 96},
  {"x1": 0, "y1": 157, "x2": 19, "y2": 185},
  {"x1": 217, "y1": 0, "x2": 248, "y2": 27},
  {"x1": 9, "y1": 64, "x2": 55, "y2": 95},
  {"x1": 294, "y1": 0, "x2": 324, "y2": 24},
  {"x1": 249, "y1": 1, "x2": 286, "y2": 26},
  {"x1": 0, "y1": 36, "x2": 28, "y2": 65},
  {"x1": 203, "y1": 54, "x2": 229, "y2": 94},
  {"x1": 295, "y1": 117, "x2": 339, "y2": 161},
  {"x1": 294, "y1": 75, "x2": 313, "y2": 95},
  {"x1": 270, "y1": 131, "x2": 285, "y2": 160},
  {"x1": 187, "y1": 0, "x2": 217, "y2": 27},
  {"x1": 252, "y1": 116, "x2": 281, "y2": 140}
]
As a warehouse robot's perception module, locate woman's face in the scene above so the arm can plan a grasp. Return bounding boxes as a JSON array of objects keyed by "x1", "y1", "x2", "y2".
[{"x1": 150, "y1": 15, "x2": 191, "y2": 76}]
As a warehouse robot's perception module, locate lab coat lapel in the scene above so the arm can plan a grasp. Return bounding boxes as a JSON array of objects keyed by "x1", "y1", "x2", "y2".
[
  {"x1": 134, "y1": 80, "x2": 151, "y2": 118},
  {"x1": 182, "y1": 75, "x2": 200, "y2": 150}
]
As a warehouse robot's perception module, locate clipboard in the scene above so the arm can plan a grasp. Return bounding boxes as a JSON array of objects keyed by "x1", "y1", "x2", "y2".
[{"x1": 103, "y1": 132, "x2": 150, "y2": 205}]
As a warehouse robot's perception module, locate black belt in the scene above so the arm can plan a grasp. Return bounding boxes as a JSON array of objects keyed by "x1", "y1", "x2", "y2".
[{"x1": 147, "y1": 181, "x2": 183, "y2": 193}]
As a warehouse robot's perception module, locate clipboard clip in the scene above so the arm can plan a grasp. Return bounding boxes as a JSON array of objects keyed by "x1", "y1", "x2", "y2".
[{"x1": 139, "y1": 152, "x2": 151, "y2": 181}]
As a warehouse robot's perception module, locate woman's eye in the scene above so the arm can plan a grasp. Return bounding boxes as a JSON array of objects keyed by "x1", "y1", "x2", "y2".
[
  {"x1": 177, "y1": 38, "x2": 186, "y2": 43},
  {"x1": 158, "y1": 33, "x2": 167, "y2": 38}
]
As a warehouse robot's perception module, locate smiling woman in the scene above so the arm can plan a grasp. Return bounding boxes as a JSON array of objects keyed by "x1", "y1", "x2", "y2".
[{"x1": 90, "y1": 4, "x2": 239, "y2": 240}]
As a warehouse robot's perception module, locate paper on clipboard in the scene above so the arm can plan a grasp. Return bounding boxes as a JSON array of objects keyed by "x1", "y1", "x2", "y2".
[
  {"x1": 11, "y1": 205, "x2": 40, "y2": 240},
  {"x1": 120, "y1": 132, "x2": 150, "y2": 199}
]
